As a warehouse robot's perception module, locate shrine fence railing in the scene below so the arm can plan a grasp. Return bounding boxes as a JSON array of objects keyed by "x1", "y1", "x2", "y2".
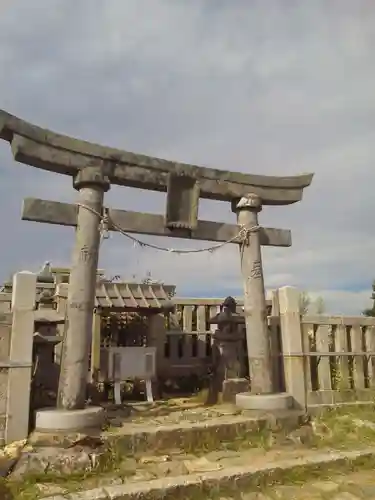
[
  {"x1": 300, "y1": 315, "x2": 375, "y2": 407},
  {"x1": 161, "y1": 291, "x2": 375, "y2": 409},
  {"x1": 275, "y1": 287, "x2": 375, "y2": 410}
]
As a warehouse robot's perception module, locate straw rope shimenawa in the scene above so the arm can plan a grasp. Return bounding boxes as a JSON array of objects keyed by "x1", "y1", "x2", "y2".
[{"x1": 77, "y1": 203, "x2": 260, "y2": 254}]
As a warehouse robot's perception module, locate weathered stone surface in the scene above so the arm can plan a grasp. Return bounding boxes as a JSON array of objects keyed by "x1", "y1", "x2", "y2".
[
  {"x1": 128, "y1": 471, "x2": 155, "y2": 482},
  {"x1": 139, "y1": 455, "x2": 170, "y2": 464},
  {"x1": 39, "y1": 496, "x2": 66, "y2": 500},
  {"x1": 331, "y1": 494, "x2": 360, "y2": 500},
  {"x1": 11, "y1": 447, "x2": 100, "y2": 478},
  {"x1": 311, "y1": 480, "x2": 339, "y2": 492},
  {"x1": 65, "y1": 488, "x2": 108, "y2": 500},
  {"x1": 270, "y1": 485, "x2": 305, "y2": 499},
  {"x1": 148, "y1": 459, "x2": 188, "y2": 477},
  {"x1": 118, "y1": 457, "x2": 137, "y2": 474},
  {"x1": 28, "y1": 431, "x2": 103, "y2": 448},
  {"x1": 183, "y1": 456, "x2": 223, "y2": 473},
  {"x1": 241, "y1": 494, "x2": 272, "y2": 500},
  {"x1": 37, "y1": 483, "x2": 67, "y2": 496}
]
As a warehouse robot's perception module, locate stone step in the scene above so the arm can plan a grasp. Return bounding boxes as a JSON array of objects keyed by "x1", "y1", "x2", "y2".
[
  {"x1": 106, "y1": 408, "x2": 306, "y2": 454},
  {"x1": 37, "y1": 447, "x2": 375, "y2": 500},
  {"x1": 29, "y1": 408, "x2": 305, "y2": 454}
]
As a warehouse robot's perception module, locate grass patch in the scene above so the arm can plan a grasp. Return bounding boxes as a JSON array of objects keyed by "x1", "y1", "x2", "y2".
[{"x1": 309, "y1": 404, "x2": 375, "y2": 449}]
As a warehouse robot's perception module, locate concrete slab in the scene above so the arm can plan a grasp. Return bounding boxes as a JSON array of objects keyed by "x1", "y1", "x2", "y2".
[{"x1": 35, "y1": 406, "x2": 105, "y2": 432}]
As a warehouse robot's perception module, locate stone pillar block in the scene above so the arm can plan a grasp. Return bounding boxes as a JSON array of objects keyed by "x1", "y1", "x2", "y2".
[
  {"x1": 6, "y1": 271, "x2": 37, "y2": 443},
  {"x1": 278, "y1": 286, "x2": 306, "y2": 410},
  {"x1": 11, "y1": 271, "x2": 37, "y2": 310}
]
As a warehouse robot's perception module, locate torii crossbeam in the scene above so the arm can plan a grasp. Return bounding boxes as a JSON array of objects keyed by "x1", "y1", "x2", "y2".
[{"x1": 21, "y1": 198, "x2": 292, "y2": 247}]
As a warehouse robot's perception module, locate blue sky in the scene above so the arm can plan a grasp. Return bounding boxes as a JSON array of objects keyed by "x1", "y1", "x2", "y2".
[{"x1": 1, "y1": 0, "x2": 375, "y2": 314}]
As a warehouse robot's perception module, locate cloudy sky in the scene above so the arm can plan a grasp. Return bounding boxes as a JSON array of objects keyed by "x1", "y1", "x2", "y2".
[{"x1": 1, "y1": 0, "x2": 375, "y2": 314}]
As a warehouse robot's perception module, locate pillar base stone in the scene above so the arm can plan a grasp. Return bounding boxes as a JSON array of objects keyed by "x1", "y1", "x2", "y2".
[
  {"x1": 235, "y1": 392, "x2": 293, "y2": 411},
  {"x1": 35, "y1": 407, "x2": 105, "y2": 433}
]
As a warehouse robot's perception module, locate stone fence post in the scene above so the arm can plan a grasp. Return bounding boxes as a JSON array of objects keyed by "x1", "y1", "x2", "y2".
[
  {"x1": 278, "y1": 286, "x2": 306, "y2": 410},
  {"x1": 6, "y1": 271, "x2": 37, "y2": 443}
]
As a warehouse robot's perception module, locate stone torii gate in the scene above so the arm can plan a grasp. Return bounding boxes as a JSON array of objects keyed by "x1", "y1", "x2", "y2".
[{"x1": 0, "y1": 109, "x2": 313, "y2": 429}]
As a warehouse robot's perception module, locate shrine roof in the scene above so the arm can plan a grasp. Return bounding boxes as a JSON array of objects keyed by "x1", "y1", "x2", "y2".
[
  {"x1": 56, "y1": 281, "x2": 175, "y2": 312},
  {"x1": 94, "y1": 281, "x2": 175, "y2": 311}
]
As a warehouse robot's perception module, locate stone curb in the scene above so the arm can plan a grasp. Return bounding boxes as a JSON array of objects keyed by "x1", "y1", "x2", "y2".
[
  {"x1": 105, "y1": 411, "x2": 304, "y2": 453},
  {"x1": 42, "y1": 447, "x2": 375, "y2": 500}
]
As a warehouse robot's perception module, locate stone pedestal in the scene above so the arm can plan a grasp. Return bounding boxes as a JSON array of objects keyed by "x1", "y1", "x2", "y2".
[
  {"x1": 35, "y1": 406, "x2": 105, "y2": 432},
  {"x1": 235, "y1": 392, "x2": 293, "y2": 411}
]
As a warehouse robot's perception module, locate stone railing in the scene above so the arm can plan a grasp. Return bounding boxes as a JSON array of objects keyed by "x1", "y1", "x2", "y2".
[{"x1": 277, "y1": 287, "x2": 375, "y2": 409}]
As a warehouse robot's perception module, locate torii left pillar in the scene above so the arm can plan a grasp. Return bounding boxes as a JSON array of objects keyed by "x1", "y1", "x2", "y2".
[{"x1": 35, "y1": 166, "x2": 109, "y2": 433}]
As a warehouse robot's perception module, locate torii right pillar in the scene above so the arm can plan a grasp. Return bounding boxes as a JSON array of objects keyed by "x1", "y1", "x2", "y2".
[{"x1": 233, "y1": 193, "x2": 291, "y2": 410}]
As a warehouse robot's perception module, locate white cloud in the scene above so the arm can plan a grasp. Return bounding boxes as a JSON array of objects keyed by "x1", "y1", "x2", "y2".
[{"x1": 0, "y1": 0, "x2": 375, "y2": 315}]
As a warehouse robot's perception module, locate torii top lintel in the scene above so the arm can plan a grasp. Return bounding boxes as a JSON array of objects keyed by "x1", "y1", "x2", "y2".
[{"x1": 0, "y1": 110, "x2": 313, "y2": 205}]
